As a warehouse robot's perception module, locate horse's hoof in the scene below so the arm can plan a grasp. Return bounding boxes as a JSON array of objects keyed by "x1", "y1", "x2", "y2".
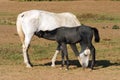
[{"x1": 26, "y1": 65, "x2": 32, "y2": 68}]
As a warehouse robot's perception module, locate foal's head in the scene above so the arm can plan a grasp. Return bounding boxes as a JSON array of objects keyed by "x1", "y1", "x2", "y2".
[
  {"x1": 35, "y1": 31, "x2": 45, "y2": 38},
  {"x1": 79, "y1": 47, "x2": 91, "y2": 68}
]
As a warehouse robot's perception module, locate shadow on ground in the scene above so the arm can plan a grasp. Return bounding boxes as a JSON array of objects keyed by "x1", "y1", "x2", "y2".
[
  {"x1": 95, "y1": 60, "x2": 120, "y2": 68},
  {"x1": 44, "y1": 60, "x2": 81, "y2": 67},
  {"x1": 34, "y1": 59, "x2": 120, "y2": 69}
]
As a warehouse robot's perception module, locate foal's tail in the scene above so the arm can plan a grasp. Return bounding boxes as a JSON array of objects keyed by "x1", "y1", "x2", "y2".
[
  {"x1": 16, "y1": 13, "x2": 25, "y2": 44},
  {"x1": 92, "y1": 28, "x2": 100, "y2": 42}
]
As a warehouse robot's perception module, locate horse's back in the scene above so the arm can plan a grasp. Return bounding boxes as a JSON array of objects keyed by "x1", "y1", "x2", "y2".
[
  {"x1": 58, "y1": 12, "x2": 80, "y2": 27},
  {"x1": 17, "y1": 10, "x2": 81, "y2": 31}
]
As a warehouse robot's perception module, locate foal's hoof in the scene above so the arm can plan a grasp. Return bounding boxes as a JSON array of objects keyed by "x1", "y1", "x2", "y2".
[
  {"x1": 90, "y1": 68, "x2": 94, "y2": 71},
  {"x1": 59, "y1": 67, "x2": 69, "y2": 70},
  {"x1": 65, "y1": 68, "x2": 69, "y2": 71},
  {"x1": 51, "y1": 64, "x2": 55, "y2": 67},
  {"x1": 60, "y1": 67, "x2": 63, "y2": 70}
]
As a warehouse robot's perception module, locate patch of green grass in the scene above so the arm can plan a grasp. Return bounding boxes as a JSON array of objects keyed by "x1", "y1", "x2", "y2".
[
  {"x1": 0, "y1": 44, "x2": 22, "y2": 65},
  {"x1": 0, "y1": 42, "x2": 58, "y2": 65},
  {"x1": 0, "y1": 17, "x2": 16, "y2": 25},
  {"x1": 76, "y1": 13, "x2": 120, "y2": 23},
  {"x1": 96, "y1": 39, "x2": 120, "y2": 63},
  {"x1": 0, "y1": 12, "x2": 16, "y2": 25},
  {"x1": 112, "y1": 25, "x2": 120, "y2": 29},
  {"x1": 0, "y1": 38, "x2": 120, "y2": 67},
  {"x1": 0, "y1": 12, "x2": 15, "y2": 16},
  {"x1": 30, "y1": 44, "x2": 56, "y2": 60},
  {"x1": 1, "y1": 12, "x2": 120, "y2": 25}
]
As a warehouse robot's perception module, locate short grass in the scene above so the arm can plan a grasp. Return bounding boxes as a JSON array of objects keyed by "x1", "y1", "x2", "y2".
[
  {"x1": 0, "y1": 9, "x2": 120, "y2": 68},
  {"x1": 1, "y1": 12, "x2": 120, "y2": 25},
  {"x1": 0, "y1": 37, "x2": 120, "y2": 68},
  {"x1": 0, "y1": 44, "x2": 22, "y2": 65},
  {"x1": 0, "y1": 12, "x2": 16, "y2": 25},
  {"x1": 76, "y1": 13, "x2": 120, "y2": 24}
]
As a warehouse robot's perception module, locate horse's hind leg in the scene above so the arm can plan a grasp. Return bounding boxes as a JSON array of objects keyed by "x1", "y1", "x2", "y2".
[{"x1": 23, "y1": 33, "x2": 34, "y2": 68}]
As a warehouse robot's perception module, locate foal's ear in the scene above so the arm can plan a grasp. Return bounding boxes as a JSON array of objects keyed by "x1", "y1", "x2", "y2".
[
  {"x1": 35, "y1": 31, "x2": 44, "y2": 37},
  {"x1": 38, "y1": 31, "x2": 44, "y2": 37},
  {"x1": 86, "y1": 47, "x2": 89, "y2": 49}
]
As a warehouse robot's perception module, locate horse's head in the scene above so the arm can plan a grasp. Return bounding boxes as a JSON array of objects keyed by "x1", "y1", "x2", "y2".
[{"x1": 78, "y1": 48, "x2": 91, "y2": 68}]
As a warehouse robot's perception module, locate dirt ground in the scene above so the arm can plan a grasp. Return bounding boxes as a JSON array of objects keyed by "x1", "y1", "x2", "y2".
[{"x1": 0, "y1": 0, "x2": 120, "y2": 80}]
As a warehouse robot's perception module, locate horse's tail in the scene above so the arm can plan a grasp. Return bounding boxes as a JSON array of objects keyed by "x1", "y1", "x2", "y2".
[
  {"x1": 92, "y1": 28, "x2": 100, "y2": 42},
  {"x1": 16, "y1": 13, "x2": 25, "y2": 44}
]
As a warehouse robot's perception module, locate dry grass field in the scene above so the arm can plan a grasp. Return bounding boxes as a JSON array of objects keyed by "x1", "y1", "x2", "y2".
[{"x1": 0, "y1": 0, "x2": 120, "y2": 80}]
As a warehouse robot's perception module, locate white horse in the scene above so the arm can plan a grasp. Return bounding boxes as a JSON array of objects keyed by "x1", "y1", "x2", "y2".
[{"x1": 16, "y1": 10, "x2": 81, "y2": 68}]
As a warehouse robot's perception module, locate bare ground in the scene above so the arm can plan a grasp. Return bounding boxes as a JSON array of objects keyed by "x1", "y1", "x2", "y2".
[{"x1": 0, "y1": 0, "x2": 120, "y2": 80}]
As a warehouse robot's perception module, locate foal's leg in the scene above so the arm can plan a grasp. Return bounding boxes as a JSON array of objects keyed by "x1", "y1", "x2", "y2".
[
  {"x1": 61, "y1": 43, "x2": 69, "y2": 70},
  {"x1": 61, "y1": 50, "x2": 65, "y2": 68},
  {"x1": 23, "y1": 33, "x2": 34, "y2": 68},
  {"x1": 90, "y1": 44, "x2": 96, "y2": 70},
  {"x1": 51, "y1": 44, "x2": 61, "y2": 67},
  {"x1": 70, "y1": 44, "x2": 81, "y2": 65},
  {"x1": 70, "y1": 44, "x2": 79, "y2": 56}
]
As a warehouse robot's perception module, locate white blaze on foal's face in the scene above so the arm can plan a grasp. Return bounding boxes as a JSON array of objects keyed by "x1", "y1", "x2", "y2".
[{"x1": 79, "y1": 48, "x2": 91, "y2": 68}]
